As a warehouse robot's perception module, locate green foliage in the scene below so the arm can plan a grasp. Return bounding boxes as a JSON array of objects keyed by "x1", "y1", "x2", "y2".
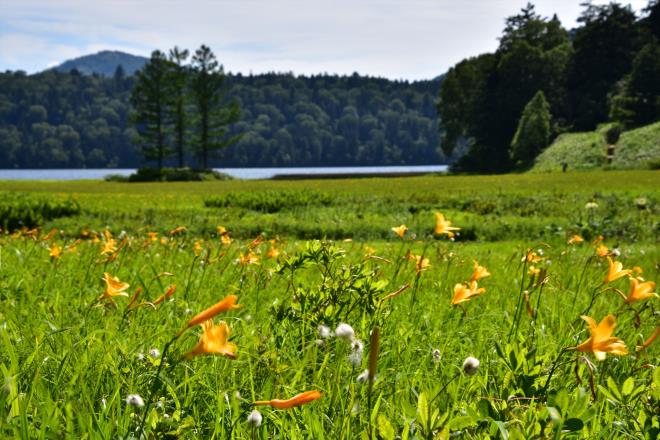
[
  {"x1": 130, "y1": 50, "x2": 173, "y2": 169},
  {"x1": 52, "y1": 50, "x2": 147, "y2": 76},
  {"x1": 510, "y1": 91, "x2": 552, "y2": 167},
  {"x1": 0, "y1": 69, "x2": 442, "y2": 168},
  {"x1": 533, "y1": 121, "x2": 660, "y2": 171},
  {"x1": 205, "y1": 189, "x2": 335, "y2": 213},
  {"x1": 126, "y1": 167, "x2": 234, "y2": 182},
  {"x1": 0, "y1": 193, "x2": 80, "y2": 231}
]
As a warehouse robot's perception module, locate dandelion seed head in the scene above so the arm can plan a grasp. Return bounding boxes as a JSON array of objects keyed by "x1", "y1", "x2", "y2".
[
  {"x1": 247, "y1": 409, "x2": 263, "y2": 427},
  {"x1": 125, "y1": 394, "x2": 145, "y2": 407},
  {"x1": 351, "y1": 339, "x2": 364, "y2": 353},
  {"x1": 318, "y1": 324, "x2": 332, "y2": 339},
  {"x1": 149, "y1": 348, "x2": 160, "y2": 359},
  {"x1": 432, "y1": 349, "x2": 441, "y2": 363},
  {"x1": 357, "y1": 369, "x2": 370, "y2": 383},
  {"x1": 348, "y1": 350, "x2": 362, "y2": 367},
  {"x1": 315, "y1": 339, "x2": 325, "y2": 347},
  {"x1": 136, "y1": 353, "x2": 145, "y2": 361},
  {"x1": 462, "y1": 356, "x2": 480, "y2": 376},
  {"x1": 611, "y1": 248, "x2": 621, "y2": 257},
  {"x1": 335, "y1": 323, "x2": 355, "y2": 341}
]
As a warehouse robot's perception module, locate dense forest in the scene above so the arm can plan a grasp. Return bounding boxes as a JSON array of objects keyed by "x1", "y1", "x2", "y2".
[
  {"x1": 439, "y1": 1, "x2": 660, "y2": 172},
  {"x1": 0, "y1": 66, "x2": 443, "y2": 169}
]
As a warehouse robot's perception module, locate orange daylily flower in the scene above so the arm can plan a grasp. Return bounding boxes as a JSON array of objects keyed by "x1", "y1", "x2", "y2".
[
  {"x1": 152, "y1": 284, "x2": 177, "y2": 306},
  {"x1": 217, "y1": 225, "x2": 227, "y2": 235},
  {"x1": 169, "y1": 226, "x2": 187, "y2": 236},
  {"x1": 238, "y1": 250, "x2": 260, "y2": 266},
  {"x1": 434, "y1": 212, "x2": 460, "y2": 238},
  {"x1": 604, "y1": 257, "x2": 632, "y2": 284},
  {"x1": 451, "y1": 281, "x2": 485, "y2": 305},
  {"x1": 391, "y1": 224, "x2": 408, "y2": 238},
  {"x1": 568, "y1": 235, "x2": 584, "y2": 244},
  {"x1": 253, "y1": 390, "x2": 322, "y2": 409},
  {"x1": 573, "y1": 315, "x2": 628, "y2": 361},
  {"x1": 636, "y1": 326, "x2": 659, "y2": 352},
  {"x1": 99, "y1": 272, "x2": 130, "y2": 300},
  {"x1": 266, "y1": 246, "x2": 280, "y2": 259},
  {"x1": 42, "y1": 228, "x2": 59, "y2": 241},
  {"x1": 182, "y1": 295, "x2": 242, "y2": 331},
  {"x1": 147, "y1": 232, "x2": 158, "y2": 242},
  {"x1": 523, "y1": 251, "x2": 542, "y2": 263},
  {"x1": 596, "y1": 243, "x2": 609, "y2": 257},
  {"x1": 49, "y1": 244, "x2": 62, "y2": 259},
  {"x1": 528, "y1": 266, "x2": 541, "y2": 277},
  {"x1": 193, "y1": 240, "x2": 204, "y2": 256},
  {"x1": 414, "y1": 255, "x2": 430, "y2": 274},
  {"x1": 184, "y1": 320, "x2": 237, "y2": 359},
  {"x1": 624, "y1": 278, "x2": 657, "y2": 304},
  {"x1": 220, "y1": 234, "x2": 232, "y2": 245},
  {"x1": 470, "y1": 261, "x2": 491, "y2": 282},
  {"x1": 101, "y1": 238, "x2": 117, "y2": 255}
]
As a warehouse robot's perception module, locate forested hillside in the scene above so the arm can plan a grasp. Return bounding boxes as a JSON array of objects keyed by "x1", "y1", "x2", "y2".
[{"x1": 0, "y1": 68, "x2": 443, "y2": 168}]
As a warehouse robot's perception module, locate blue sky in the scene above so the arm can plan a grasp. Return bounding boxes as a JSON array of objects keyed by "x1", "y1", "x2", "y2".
[{"x1": 0, "y1": 0, "x2": 650, "y2": 79}]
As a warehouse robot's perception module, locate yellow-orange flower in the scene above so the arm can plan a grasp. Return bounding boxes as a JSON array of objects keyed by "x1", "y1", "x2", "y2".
[
  {"x1": 169, "y1": 226, "x2": 186, "y2": 236},
  {"x1": 238, "y1": 250, "x2": 260, "y2": 266},
  {"x1": 528, "y1": 266, "x2": 541, "y2": 277},
  {"x1": 183, "y1": 295, "x2": 242, "y2": 331},
  {"x1": 568, "y1": 235, "x2": 584, "y2": 244},
  {"x1": 636, "y1": 326, "x2": 659, "y2": 352},
  {"x1": 193, "y1": 240, "x2": 204, "y2": 256},
  {"x1": 99, "y1": 272, "x2": 130, "y2": 300},
  {"x1": 147, "y1": 232, "x2": 158, "y2": 242},
  {"x1": 574, "y1": 315, "x2": 628, "y2": 361},
  {"x1": 434, "y1": 212, "x2": 460, "y2": 238},
  {"x1": 49, "y1": 244, "x2": 62, "y2": 259},
  {"x1": 101, "y1": 238, "x2": 117, "y2": 255},
  {"x1": 391, "y1": 224, "x2": 408, "y2": 238},
  {"x1": 451, "y1": 281, "x2": 485, "y2": 305},
  {"x1": 217, "y1": 225, "x2": 227, "y2": 235},
  {"x1": 470, "y1": 261, "x2": 491, "y2": 282},
  {"x1": 253, "y1": 390, "x2": 322, "y2": 409},
  {"x1": 596, "y1": 243, "x2": 609, "y2": 257},
  {"x1": 604, "y1": 257, "x2": 632, "y2": 284},
  {"x1": 152, "y1": 284, "x2": 177, "y2": 306},
  {"x1": 624, "y1": 278, "x2": 657, "y2": 304},
  {"x1": 523, "y1": 251, "x2": 542, "y2": 263},
  {"x1": 414, "y1": 255, "x2": 430, "y2": 274},
  {"x1": 266, "y1": 246, "x2": 280, "y2": 259},
  {"x1": 184, "y1": 320, "x2": 237, "y2": 359},
  {"x1": 221, "y1": 234, "x2": 232, "y2": 245}
]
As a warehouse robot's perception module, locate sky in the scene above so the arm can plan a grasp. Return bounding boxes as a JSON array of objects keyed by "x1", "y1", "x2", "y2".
[{"x1": 0, "y1": 0, "x2": 650, "y2": 80}]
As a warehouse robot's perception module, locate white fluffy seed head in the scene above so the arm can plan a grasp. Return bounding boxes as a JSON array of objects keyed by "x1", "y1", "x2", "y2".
[
  {"x1": 318, "y1": 324, "x2": 332, "y2": 339},
  {"x1": 149, "y1": 348, "x2": 160, "y2": 359},
  {"x1": 335, "y1": 323, "x2": 355, "y2": 341},
  {"x1": 351, "y1": 339, "x2": 364, "y2": 353},
  {"x1": 432, "y1": 349, "x2": 441, "y2": 363},
  {"x1": 125, "y1": 394, "x2": 145, "y2": 407},
  {"x1": 357, "y1": 369, "x2": 370, "y2": 383},
  {"x1": 348, "y1": 350, "x2": 362, "y2": 367},
  {"x1": 462, "y1": 356, "x2": 480, "y2": 376},
  {"x1": 247, "y1": 409, "x2": 263, "y2": 427}
]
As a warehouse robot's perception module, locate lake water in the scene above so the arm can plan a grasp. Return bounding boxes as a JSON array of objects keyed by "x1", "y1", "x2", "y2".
[{"x1": 0, "y1": 165, "x2": 448, "y2": 181}]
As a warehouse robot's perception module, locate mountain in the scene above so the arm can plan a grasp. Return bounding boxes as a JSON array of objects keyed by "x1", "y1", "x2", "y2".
[{"x1": 51, "y1": 50, "x2": 148, "y2": 77}]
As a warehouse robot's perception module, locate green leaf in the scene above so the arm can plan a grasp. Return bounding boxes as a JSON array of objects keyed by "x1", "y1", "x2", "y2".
[
  {"x1": 377, "y1": 414, "x2": 395, "y2": 440},
  {"x1": 606, "y1": 376, "x2": 622, "y2": 401},
  {"x1": 449, "y1": 415, "x2": 476, "y2": 430},
  {"x1": 492, "y1": 420, "x2": 509, "y2": 440},
  {"x1": 563, "y1": 418, "x2": 584, "y2": 431},
  {"x1": 621, "y1": 377, "x2": 634, "y2": 396},
  {"x1": 417, "y1": 392, "x2": 428, "y2": 430}
]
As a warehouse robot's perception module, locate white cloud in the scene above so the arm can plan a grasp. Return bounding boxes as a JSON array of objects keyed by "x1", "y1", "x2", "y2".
[{"x1": 0, "y1": 0, "x2": 651, "y2": 79}]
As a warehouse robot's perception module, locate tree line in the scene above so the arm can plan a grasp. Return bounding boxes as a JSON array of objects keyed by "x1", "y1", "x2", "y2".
[
  {"x1": 0, "y1": 58, "x2": 443, "y2": 169},
  {"x1": 438, "y1": 1, "x2": 660, "y2": 172}
]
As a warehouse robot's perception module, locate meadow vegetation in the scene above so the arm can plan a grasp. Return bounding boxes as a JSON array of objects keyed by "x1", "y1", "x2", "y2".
[{"x1": 0, "y1": 170, "x2": 658, "y2": 438}]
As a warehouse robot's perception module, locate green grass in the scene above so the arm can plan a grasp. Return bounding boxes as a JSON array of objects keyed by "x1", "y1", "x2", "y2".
[
  {"x1": 533, "y1": 121, "x2": 660, "y2": 172},
  {"x1": 0, "y1": 171, "x2": 659, "y2": 439}
]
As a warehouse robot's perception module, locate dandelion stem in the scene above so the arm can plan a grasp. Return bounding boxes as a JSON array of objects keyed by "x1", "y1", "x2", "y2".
[
  {"x1": 541, "y1": 347, "x2": 569, "y2": 396},
  {"x1": 508, "y1": 250, "x2": 529, "y2": 342}
]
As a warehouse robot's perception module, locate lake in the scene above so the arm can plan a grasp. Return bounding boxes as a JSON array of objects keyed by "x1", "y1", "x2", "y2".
[{"x1": 0, "y1": 165, "x2": 448, "y2": 181}]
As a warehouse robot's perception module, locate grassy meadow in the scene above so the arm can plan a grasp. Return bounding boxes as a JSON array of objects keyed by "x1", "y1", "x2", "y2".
[{"x1": 0, "y1": 170, "x2": 659, "y2": 439}]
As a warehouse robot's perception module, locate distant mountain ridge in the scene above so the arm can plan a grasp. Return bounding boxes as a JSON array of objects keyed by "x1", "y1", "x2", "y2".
[{"x1": 51, "y1": 50, "x2": 148, "y2": 76}]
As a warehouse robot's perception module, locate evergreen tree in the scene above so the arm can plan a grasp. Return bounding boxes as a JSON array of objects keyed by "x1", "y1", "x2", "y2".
[
  {"x1": 189, "y1": 45, "x2": 240, "y2": 169},
  {"x1": 168, "y1": 46, "x2": 189, "y2": 168},
  {"x1": 130, "y1": 50, "x2": 173, "y2": 170},
  {"x1": 510, "y1": 90, "x2": 551, "y2": 167}
]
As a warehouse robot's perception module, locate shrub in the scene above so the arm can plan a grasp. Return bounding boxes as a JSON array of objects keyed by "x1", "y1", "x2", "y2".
[{"x1": 0, "y1": 193, "x2": 81, "y2": 231}]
